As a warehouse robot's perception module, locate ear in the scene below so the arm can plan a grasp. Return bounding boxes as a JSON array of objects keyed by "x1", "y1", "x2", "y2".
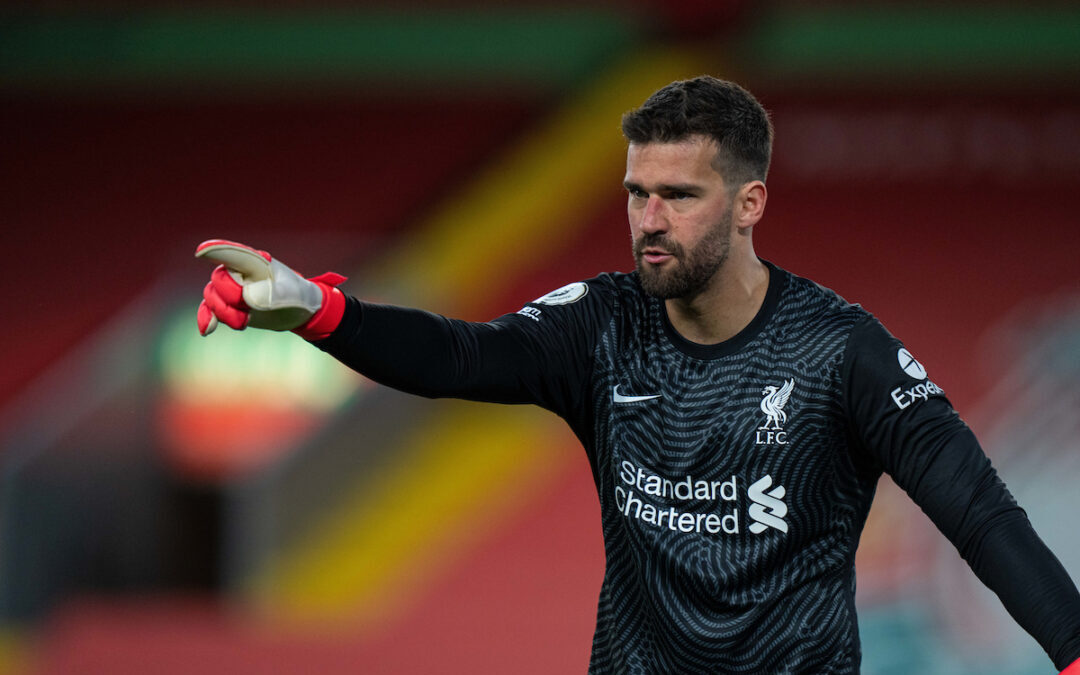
[{"x1": 734, "y1": 181, "x2": 767, "y2": 231}]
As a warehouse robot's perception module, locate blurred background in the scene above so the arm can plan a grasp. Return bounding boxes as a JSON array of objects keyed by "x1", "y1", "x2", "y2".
[{"x1": 2, "y1": 1, "x2": 1079, "y2": 673}]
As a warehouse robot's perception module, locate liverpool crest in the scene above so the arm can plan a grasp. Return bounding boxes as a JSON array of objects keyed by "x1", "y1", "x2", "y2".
[{"x1": 756, "y1": 378, "x2": 794, "y2": 445}]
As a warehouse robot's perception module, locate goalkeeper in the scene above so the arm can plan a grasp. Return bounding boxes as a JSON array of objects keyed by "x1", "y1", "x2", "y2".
[{"x1": 197, "y1": 76, "x2": 1080, "y2": 674}]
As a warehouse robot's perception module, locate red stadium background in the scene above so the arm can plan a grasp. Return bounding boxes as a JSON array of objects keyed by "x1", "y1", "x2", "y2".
[{"x1": 1, "y1": 3, "x2": 1079, "y2": 674}]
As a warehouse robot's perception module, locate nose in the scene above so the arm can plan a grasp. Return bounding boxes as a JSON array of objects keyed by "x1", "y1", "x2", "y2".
[{"x1": 638, "y1": 195, "x2": 667, "y2": 234}]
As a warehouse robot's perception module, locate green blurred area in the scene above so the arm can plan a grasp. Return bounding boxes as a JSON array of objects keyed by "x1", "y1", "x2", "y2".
[
  {"x1": 743, "y1": 5, "x2": 1080, "y2": 79},
  {"x1": 1, "y1": 5, "x2": 1078, "y2": 91},
  {"x1": 0, "y1": 8, "x2": 638, "y2": 90}
]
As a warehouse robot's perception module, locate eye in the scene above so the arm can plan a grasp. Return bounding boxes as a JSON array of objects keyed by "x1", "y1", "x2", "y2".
[
  {"x1": 627, "y1": 188, "x2": 648, "y2": 200},
  {"x1": 669, "y1": 191, "x2": 694, "y2": 201}
]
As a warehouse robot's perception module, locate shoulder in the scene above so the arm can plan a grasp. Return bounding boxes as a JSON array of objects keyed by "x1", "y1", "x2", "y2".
[
  {"x1": 776, "y1": 265, "x2": 860, "y2": 312},
  {"x1": 525, "y1": 271, "x2": 640, "y2": 312},
  {"x1": 770, "y1": 263, "x2": 871, "y2": 339},
  {"x1": 529, "y1": 272, "x2": 619, "y2": 303},
  {"x1": 504, "y1": 271, "x2": 637, "y2": 333}
]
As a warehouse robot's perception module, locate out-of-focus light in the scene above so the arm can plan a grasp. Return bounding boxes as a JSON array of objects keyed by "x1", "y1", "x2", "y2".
[{"x1": 154, "y1": 308, "x2": 364, "y2": 481}]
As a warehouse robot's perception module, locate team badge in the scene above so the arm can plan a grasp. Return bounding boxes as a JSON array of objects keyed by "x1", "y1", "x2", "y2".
[{"x1": 756, "y1": 378, "x2": 795, "y2": 445}]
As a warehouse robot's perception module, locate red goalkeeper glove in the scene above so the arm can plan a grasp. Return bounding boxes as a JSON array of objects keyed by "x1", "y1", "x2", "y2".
[
  {"x1": 195, "y1": 239, "x2": 347, "y2": 341},
  {"x1": 1063, "y1": 658, "x2": 1080, "y2": 675}
]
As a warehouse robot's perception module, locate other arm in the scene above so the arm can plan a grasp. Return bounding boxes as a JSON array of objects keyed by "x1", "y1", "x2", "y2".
[{"x1": 842, "y1": 315, "x2": 1080, "y2": 671}]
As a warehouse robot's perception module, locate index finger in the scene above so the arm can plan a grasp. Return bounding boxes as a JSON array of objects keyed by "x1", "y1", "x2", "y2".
[{"x1": 195, "y1": 239, "x2": 272, "y2": 280}]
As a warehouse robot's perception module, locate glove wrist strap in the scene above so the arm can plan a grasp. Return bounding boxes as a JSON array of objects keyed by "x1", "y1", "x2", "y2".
[{"x1": 293, "y1": 280, "x2": 346, "y2": 341}]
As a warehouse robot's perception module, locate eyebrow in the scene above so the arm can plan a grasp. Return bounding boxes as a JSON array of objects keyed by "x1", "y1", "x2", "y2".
[{"x1": 623, "y1": 180, "x2": 702, "y2": 193}]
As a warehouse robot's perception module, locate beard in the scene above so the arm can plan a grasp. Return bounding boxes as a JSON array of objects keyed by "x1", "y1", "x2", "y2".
[{"x1": 633, "y1": 206, "x2": 733, "y2": 300}]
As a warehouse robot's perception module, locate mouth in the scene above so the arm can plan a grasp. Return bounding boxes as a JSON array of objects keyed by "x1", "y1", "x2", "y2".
[{"x1": 640, "y1": 247, "x2": 674, "y2": 265}]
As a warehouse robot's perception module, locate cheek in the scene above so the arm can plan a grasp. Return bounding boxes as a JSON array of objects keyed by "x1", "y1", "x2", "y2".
[{"x1": 627, "y1": 204, "x2": 643, "y2": 233}]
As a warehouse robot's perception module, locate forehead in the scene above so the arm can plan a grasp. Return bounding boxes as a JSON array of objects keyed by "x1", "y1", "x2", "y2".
[{"x1": 624, "y1": 137, "x2": 722, "y2": 186}]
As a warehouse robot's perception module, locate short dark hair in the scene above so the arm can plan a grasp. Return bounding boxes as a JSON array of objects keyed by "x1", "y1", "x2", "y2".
[{"x1": 621, "y1": 76, "x2": 774, "y2": 188}]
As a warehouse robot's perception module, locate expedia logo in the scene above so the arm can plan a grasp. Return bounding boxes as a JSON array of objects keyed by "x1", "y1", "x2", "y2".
[
  {"x1": 897, "y1": 348, "x2": 927, "y2": 379},
  {"x1": 891, "y1": 347, "x2": 945, "y2": 410},
  {"x1": 891, "y1": 381, "x2": 945, "y2": 409}
]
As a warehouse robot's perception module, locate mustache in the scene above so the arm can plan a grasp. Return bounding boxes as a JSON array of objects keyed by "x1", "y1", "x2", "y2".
[{"x1": 633, "y1": 233, "x2": 683, "y2": 258}]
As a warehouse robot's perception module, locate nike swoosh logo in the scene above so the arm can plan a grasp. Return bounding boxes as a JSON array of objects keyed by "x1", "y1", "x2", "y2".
[{"x1": 613, "y1": 385, "x2": 662, "y2": 403}]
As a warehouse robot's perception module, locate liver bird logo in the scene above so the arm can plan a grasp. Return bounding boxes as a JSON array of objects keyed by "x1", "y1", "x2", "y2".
[{"x1": 759, "y1": 379, "x2": 795, "y2": 430}]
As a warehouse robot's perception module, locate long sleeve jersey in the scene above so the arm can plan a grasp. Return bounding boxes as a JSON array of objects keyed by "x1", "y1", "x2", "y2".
[{"x1": 315, "y1": 261, "x2": 1080, "y2": 673}]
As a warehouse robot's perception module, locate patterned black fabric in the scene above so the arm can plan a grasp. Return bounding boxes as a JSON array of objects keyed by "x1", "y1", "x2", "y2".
[
  {"x1": 317, "y1": 262, "x2": 1080, "y2": 673},
  {"x1": 558, "y1": 266, "x2": 867, "y2": 672}
]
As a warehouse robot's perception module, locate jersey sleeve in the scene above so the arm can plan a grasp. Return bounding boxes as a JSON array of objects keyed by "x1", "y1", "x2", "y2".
[
  {"x1": 841, "y1": 314, "x2": 1080, "y2": 669},
  {"x1": 312, "y1": 278, "x2": 614, "y2": 420}
]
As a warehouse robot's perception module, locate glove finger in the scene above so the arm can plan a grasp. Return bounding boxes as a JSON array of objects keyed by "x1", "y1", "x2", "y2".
[
  {"x1": 203, "y1": 282, "x2": 250, "y2": 330},
  {"x1": 209, "y1": 264, "x2": 248, "y2": 308},
  {"x1": 195, "y1": 239, "x2": 273, "y2": 281},
  {"x1": 196, "y1": 300, "x2": 219, "y2": 336}
]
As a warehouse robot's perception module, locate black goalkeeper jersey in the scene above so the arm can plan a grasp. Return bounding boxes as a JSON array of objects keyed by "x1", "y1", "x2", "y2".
[{"x1": 317, "y1": 262, "x2": 1080, "y2": 673}]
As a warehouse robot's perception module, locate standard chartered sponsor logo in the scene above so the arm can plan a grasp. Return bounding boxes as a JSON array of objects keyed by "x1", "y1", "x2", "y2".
[
  {"x1": 747, "y1": 475, "x2": 788, "y2": 534},
  {"x1": 614, "y1": 460, "x2": 789, "y2": 536}
]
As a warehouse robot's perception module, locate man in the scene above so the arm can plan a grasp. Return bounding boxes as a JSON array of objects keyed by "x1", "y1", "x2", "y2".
[{"x1": 197, "y1": 77, "x2": 1080, "y2": 673}]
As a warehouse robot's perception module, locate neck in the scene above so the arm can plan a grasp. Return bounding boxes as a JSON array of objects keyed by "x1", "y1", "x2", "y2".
[{"x1": 664, "y1": 254, "x2": 770, "y2": 345}]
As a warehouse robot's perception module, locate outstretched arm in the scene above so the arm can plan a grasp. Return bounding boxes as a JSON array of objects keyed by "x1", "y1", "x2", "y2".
[
  {"x1": 195, "y1": 238, "x2": 606, "y2": 416},
  {"x1": 313, "y1": 298, "x2": 556, "y2": 404},
  {"x1": 842, "y1": 315, "x2": 1080, "y2": 671}
]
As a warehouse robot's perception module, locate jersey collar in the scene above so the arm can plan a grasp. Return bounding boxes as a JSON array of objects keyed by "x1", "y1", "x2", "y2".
[{"x1": 659, "y1": 260, "x2": 786, "y2": 360}]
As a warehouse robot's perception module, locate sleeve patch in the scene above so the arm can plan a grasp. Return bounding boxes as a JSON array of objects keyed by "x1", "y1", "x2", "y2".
[
  {"x1": 532, "y1": 282, "x2": 589, "y2": 306},
  {"x1": 891, "y1": 347, "x2": 945, "y2": 409},
  {"x1": 897, "y1": 348, "x2": 928, "y2": 379}
]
